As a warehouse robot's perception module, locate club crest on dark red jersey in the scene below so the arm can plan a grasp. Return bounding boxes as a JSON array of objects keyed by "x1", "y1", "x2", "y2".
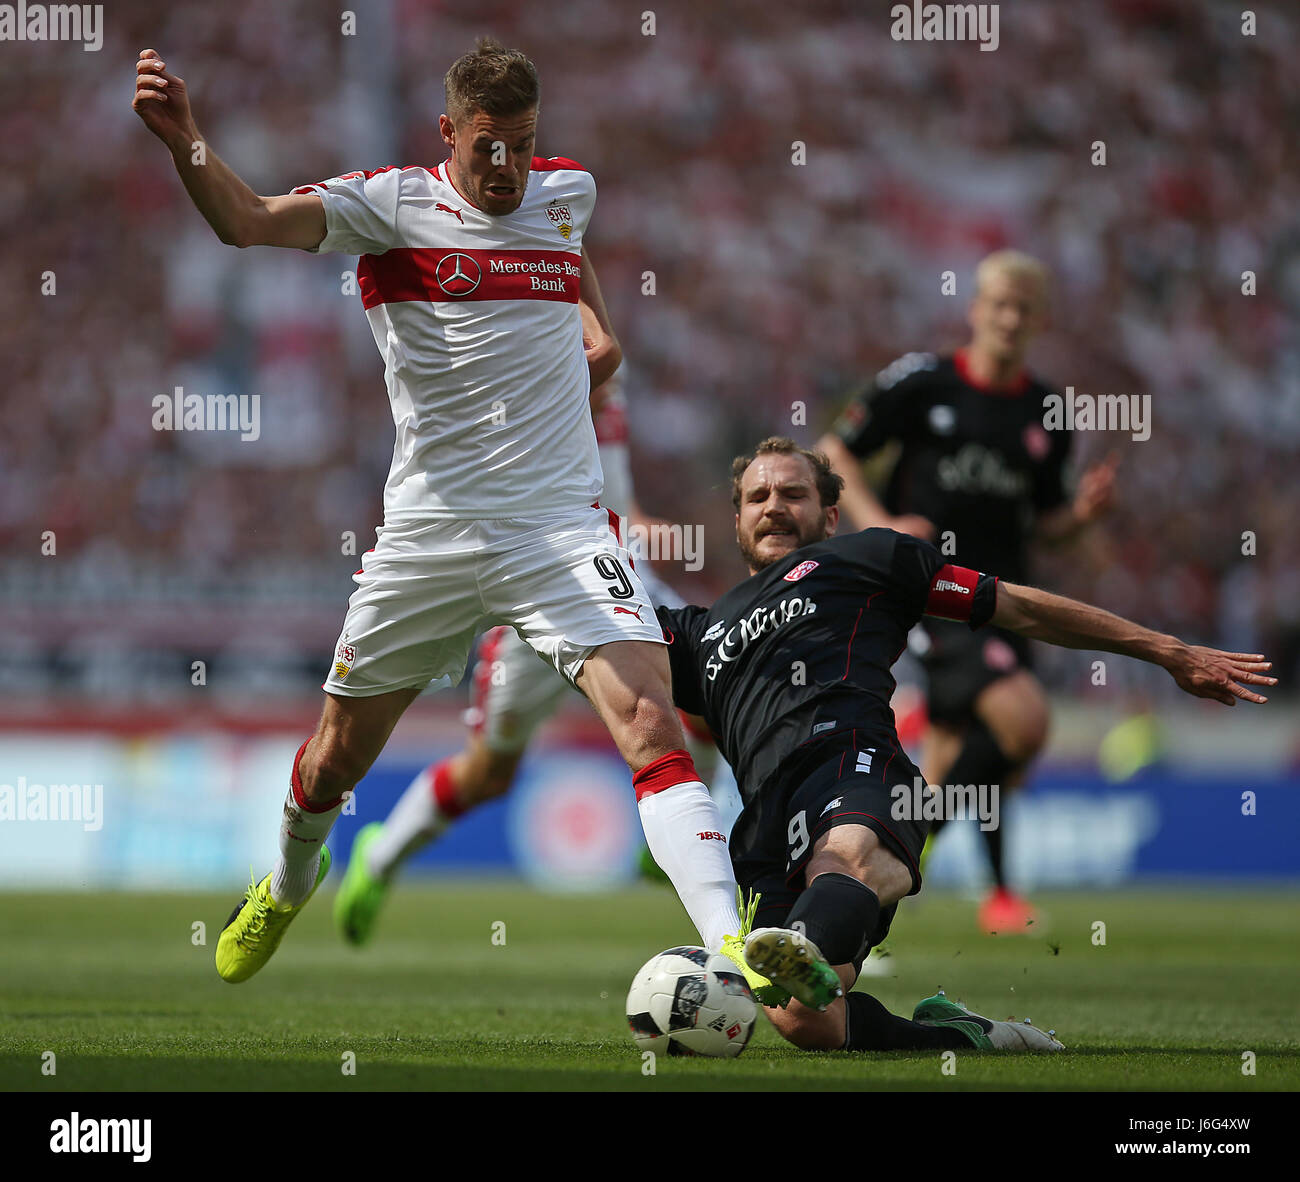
[{"x1": 783, "y1": 560, "x2": 819, "y2": 583}]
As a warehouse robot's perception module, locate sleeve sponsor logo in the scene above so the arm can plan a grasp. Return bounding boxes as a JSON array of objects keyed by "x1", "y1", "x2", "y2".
[
  {"x1": 782, "y1": 560, "x2": 819, "y2": 583},
  {"x1": 925, "y1": 564, "x2": 983, "y2": 622}
]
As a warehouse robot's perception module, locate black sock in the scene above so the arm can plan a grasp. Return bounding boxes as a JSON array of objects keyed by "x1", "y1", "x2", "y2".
[
  {"x1": 943, "y1": 719, "x2": 1016, "y2": 889},
  {"x1": 982, "y1": 821, "x2": 1006, "y2": 889},
  {"x1": 785, "y1": 873, "x2": 880, "y2": 967},
  {"x1": 843, "y1": 991, "x2": 968, "y2": 1051}
]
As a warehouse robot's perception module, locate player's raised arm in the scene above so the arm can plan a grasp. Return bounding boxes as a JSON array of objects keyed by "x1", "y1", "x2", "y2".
[
  {"x1": 817, "y1": 370, "x2": 935, "y2": 538},
  {"x1": 132, "y1": 49, "x2": 325, "y2": 250},
  {"x1": 579, "y1": 247, "x2": 622, "y2": 390},
  {"x1": 990, "y1": 581, "x2": 1275, "y2": 706},
  {"x1": 817, "y1": 432, "x2": 897, "y2": 531}
]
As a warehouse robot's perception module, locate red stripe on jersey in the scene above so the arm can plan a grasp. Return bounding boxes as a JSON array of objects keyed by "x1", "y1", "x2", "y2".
[
  {"x1": 357, "y1": 247, "x2": 581, "y2": 308},
  {"x1": 926, "y1": 563, "x2": 981, "y2": 621},
  {"x1": 842, "y1": 592, "x2": 881, "y2": 680},
  {"x1": 842, "y1": 608, "x2": 863, "y2": 681},
  {"x1": 530, "y1": 155, "x2": 588, "y2": 173}
]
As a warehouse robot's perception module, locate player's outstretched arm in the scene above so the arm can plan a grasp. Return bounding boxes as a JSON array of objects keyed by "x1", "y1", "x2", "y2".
[
  {"x1": 132, "y1": 49, "x2": 325, "y2": 250},
  {"x1": 991, "y1": 582, "x2": 1275, "y2": 706}
]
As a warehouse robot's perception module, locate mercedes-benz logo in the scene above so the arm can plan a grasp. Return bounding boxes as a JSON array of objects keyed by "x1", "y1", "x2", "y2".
[{"x1": 435, "y1": 252, "x2": 482, "y2": 296}]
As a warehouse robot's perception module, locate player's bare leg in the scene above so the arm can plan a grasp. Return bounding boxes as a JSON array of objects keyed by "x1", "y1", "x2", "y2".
[
  {"x1": 752, "y1": 825, "x2": 909, "y2": 1044},
  {"x1": 919, "y1": 722, "x2": 963, "y2": 790},
  {"x1": 976, "y1": 670, "x2": 1050, "y2": 770},
  {"x1": 298, "y1": 687, "x2": 424, "y2": 807},
  {"x1": 575, "y1": 640, "x2": 743, "y2": 951},
  {"x1": 368, "y1": 730, "x2": 522, "y2": 874},
  {"x1": 216, "y1": 687, "x2": 419, "y2": 982},
  {"x1": 923, "y1": 670, "x2": 1049, "y2": 933},
  {"x1": 335, "y1": 730, "x2": 523, "y2": 944}
]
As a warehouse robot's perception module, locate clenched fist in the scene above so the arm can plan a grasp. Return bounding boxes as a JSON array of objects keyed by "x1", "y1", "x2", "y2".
[{"x1": 132, "y1": 49, "x2": 197, "y2": 152}]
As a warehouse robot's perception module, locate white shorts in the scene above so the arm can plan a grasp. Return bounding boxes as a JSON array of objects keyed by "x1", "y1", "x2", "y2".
[
  {"x1": 462, "y1": 562, "x2": 688, "y2": 753},
  {"x1": 324, "y1": 505, "x2": 664, "y2": 697}
]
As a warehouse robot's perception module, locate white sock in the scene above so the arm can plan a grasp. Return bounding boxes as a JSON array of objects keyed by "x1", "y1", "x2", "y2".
[
  {"x1": 637, "y1": 780, "x2": 742, "y2": 950},
  {"x1": 366, "y1": 763, "x2": 448, "y2": 879},
  {"x1": 270, "y1": 786, "x2": 342, "y2": 907}
]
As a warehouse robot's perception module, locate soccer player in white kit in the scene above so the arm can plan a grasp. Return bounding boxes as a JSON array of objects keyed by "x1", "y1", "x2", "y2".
[
  {"x1": 333, "y1": 370, "x2": 721, "y2": 943},
  {"x1": 133, "y1": 38, "x2": 764, "y2": 995}
]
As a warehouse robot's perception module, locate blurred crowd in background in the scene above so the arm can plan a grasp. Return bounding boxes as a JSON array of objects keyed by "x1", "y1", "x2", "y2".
[{"x1": 1, "y1": 0, "x2": 1297, "y2": 704}]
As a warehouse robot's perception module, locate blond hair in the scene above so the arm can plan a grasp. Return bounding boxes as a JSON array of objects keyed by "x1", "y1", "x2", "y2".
[{"x1": 975, "y1": 250, "x2": 1050, "y2": 300}]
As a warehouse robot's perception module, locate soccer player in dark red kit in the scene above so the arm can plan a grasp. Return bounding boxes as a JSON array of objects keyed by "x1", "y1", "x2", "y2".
[
  {"x1": 653, "y1": 437, "x2": 1271, "y2": 1052},
  {"x1": 819, "y1": 251, "x2": 1119, "y2": 934}
]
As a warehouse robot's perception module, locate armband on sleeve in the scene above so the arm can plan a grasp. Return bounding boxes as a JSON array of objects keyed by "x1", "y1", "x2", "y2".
[{"x1": 925, "y1": 565, "x2": 998, "y2": 630}]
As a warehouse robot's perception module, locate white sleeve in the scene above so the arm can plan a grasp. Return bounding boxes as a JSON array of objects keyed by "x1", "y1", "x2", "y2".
[{"x1": 291, "y1": 167, "x2": 403, "y2": 255}]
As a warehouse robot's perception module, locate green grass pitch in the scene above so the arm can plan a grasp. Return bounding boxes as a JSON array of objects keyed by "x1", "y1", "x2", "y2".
[{"x1": 1, "y1": 884, "x2": 1296, "y2": 1091}]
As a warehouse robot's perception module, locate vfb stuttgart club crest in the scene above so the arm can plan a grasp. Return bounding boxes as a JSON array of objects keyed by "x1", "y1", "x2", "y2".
[
  {"x1": 335, "y1": 641, "x2": 356, "y2": 681},
  {"x1": 546, "y1": 204, "x2": 573, "y2": 240}
]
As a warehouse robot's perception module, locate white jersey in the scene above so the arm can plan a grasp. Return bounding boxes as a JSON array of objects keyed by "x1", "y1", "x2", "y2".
[{"x1": 296, "y1": 157, "x2": 602, "y2": 521}]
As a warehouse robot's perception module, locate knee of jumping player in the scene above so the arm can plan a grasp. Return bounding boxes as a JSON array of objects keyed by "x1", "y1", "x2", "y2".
[
  {"x1": 300, "y1": 735, "x2": 369, "y2": 803},
  {"x1": 627, "y1": 697, "x2": 684, "y2": 761},
  {"x1": 998, "y1": 700, "x2": 1049, "y2": 765},
  {"x1": 765, "y1": 998, "x2": 846, "y2": 1052},
  {"x1": 454, "y1": 743, "x2": 523, "y2": 808},
  {"x1": 980, "y1": 675, "x2": 1050, "y2": 766}
]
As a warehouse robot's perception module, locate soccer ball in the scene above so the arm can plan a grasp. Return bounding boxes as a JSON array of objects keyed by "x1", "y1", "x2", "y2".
[{"x1": 625, "y1": 946, "x2": 757, "y2": 1058}]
